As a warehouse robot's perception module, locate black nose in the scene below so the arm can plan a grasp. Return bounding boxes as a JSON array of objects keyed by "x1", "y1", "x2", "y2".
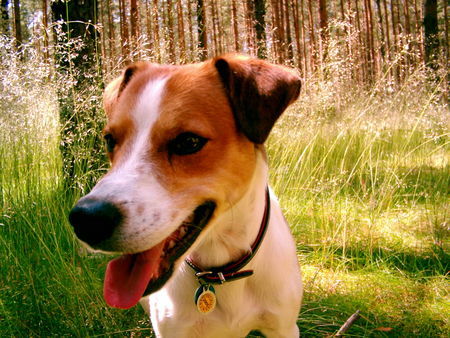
[{"x1": 69, "y1": 198, "x2": 122, "y2": 247}]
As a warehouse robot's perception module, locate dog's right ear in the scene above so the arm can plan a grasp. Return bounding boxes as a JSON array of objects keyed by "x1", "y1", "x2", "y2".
[{"x1": 103, "y1": 63, "x2": 141, "y2": 117}]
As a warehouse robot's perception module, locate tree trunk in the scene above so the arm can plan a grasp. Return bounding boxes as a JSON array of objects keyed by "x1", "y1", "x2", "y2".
[
  {"x1": 0, "y1": 0, "x2": 8, "y2": 35},
  {"x1": 177, "y1": 0, "x2": 186, "y2": 61},
  {"x1": 231, "y1": 0, "x2": 240, "y2": 51},
  {"x1": 270, "y1": 0, "x2": 281, "y2": 62},
  {"x1": 443, "y1": 0, "x2": 449, "y2": 70},
  {"x1": 211, "y1": 0, "x2": 220, "y2": 55},
  {"x1": 244, "y1": 0, "x2": 255, "y2": 55},
  {"x1": 423, "y1": 0, "x2": 438, "y2": 69},
  {"x1": 307, "y1": 0, "x2": 316, "y2": 69},
  {"x1": 196, "y1": 0, "x2": 207, "y2": 60},
  {"x1": 187, "y1": 0, "x2": 195, "y2": 60},
  {"x1": 42, "y1": 0, "x2": 49, "y2": 62},
  {"x1": 403, "y1": 0, "x2": 411, "y2": 35},
  {"x1": 318, "y1": 0, "x2": 328, "y2": 49},
  {"x1": 292, "y1": 0, "x2": 302, "y2": 70},
  {"x1": 284, "y1": 0, "x2": 293, "y2": 62},
  {"x1": 99, "y1": 0, "x2": 107, "y2": 73},
  {"x1": 130, "y1": 0, "x2": 139, "y2": 58},
  {"x1": 254, "y1": 0, "x2": 267, "y2": 58},
  {"x1": 363, "y1": 0, "x2": 375, "y2": 80},
  {"x1": 119, "y1": 0, "x2": 130, "y2": 62},
  {"x1": 375, "y1": 0, "x2": 385, "y2": 59},
  {"x1": 13, "y1": 0, "x2": 22, "y2": 49},
  {"x1": 144, "y1": 0, "x2": 153, "y2": 55},
  {"x1": 106, "y1": 0, "x2": 115, "y2": 66},
  {"x1": 443, "y1": 0, "x2": 449, "y2": 97},
  {"x1": 166, "y1": 0, "x2": 176, "y2": 62},
  {"x1": 382, "y1": 0, "x2": 391, "y2": 64},
  {"x1": 51, "y1": 0, "x2": 104, "y2": 189},
  {"x1": 354, "y1": 0, "x2": 366, "y2": 82},
  {"x1": 300, "y1": 0, "x2": 308, "y2": 76},
  {"x1": 413, "y1": 0, "x2": 424, "y2": 61},
  {"x1": 278, "y1": 0, "x2": 286, "y2": 59},
  {"x1": 153, "y1": 0, "x2": 160, "y2": 62}
]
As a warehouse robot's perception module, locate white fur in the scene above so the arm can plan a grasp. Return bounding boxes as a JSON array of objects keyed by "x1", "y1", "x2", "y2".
[
  {"x1": 84, "y1": 77, "x2": 199, "y2": 253},
  {"x1": 143, "y1": 151, "x2": 302, "y2": 337}
]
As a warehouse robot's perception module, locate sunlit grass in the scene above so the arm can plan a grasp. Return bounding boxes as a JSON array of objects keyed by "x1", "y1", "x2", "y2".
[{"x1": 266, "y1": 80, "x2": 449, "y2": 336}]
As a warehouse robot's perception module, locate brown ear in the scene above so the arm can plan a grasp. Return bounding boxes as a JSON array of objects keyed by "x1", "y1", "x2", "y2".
[
  {"x1": 214, "y1": 55, "x2": 301, "y2": 144},
  {"x1": 103, "y1": 63, "x2": 142, "y2": 117}
]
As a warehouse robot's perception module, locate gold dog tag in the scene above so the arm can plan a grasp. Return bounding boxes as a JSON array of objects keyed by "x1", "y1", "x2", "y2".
[{"x1": 194, "y1": 284, "x2": 216, "y2": 314}]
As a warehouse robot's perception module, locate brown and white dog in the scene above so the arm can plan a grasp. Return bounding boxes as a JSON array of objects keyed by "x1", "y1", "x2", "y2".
[{"x1": 69, "y1": 54, "x2": 302, "y2": 337}]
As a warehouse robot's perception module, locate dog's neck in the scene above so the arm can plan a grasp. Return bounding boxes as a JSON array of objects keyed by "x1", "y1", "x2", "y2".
[{"x1": 188, "y1": 148, "x2": 269, "y2": 268}]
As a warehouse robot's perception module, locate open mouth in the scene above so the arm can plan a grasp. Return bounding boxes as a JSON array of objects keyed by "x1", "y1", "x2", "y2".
[{"x1": 103, "y1": 201, "x2": 216, "y2": 309}]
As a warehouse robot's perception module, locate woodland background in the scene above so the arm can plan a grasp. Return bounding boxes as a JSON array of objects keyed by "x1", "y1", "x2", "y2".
[{"x1": 0, "y1": 0, "x2": 449, "y2": 337}]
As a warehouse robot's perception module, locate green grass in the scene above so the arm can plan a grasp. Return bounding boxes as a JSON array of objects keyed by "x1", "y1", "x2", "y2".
[{"x1": 0, "y1": 67, "x2": 449, "y2": 337}]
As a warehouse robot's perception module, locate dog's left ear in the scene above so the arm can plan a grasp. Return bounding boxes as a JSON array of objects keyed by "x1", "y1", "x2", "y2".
[{"x1": 214, "y1": 55, "x2": 301, "y2": 144}]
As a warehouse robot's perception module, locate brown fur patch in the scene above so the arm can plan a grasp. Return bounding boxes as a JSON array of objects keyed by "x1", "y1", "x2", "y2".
[{"x1": 149, "y1": 61, "x2": 256, "y2": 211}]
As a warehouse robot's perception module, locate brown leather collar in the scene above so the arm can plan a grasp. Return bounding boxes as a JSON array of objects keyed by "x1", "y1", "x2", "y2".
[{"x1": 185, "y1": 188, "x2": 270, "y2": 284}]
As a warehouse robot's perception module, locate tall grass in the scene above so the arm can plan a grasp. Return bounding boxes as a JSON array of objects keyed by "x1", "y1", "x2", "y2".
[
  {"x1": 0, "y1": 36, "x2": 448, "y2": 336},
  {"x1": 267, "y1": 66, "x2": 449, "y2": 336}
]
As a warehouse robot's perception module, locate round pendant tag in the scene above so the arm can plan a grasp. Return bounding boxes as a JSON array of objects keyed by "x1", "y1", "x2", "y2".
[{"x1": 194, "y1": 284, "x2": 216, "y2": 314}]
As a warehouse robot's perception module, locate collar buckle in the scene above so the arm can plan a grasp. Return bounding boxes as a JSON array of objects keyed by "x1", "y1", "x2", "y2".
[{"x1": 195, "y1": 271, "x2": 213, "y2": 278}]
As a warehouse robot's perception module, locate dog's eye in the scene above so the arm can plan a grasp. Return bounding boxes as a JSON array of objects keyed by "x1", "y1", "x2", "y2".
[
  {"x1": 104, "y1": 134, "x2": 116, "y2": 152},
  {"x1": 169, "y1": 132, "x2": 208, "y2": 156}
]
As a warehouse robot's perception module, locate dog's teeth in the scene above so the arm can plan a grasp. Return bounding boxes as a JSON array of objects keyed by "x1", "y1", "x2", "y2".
[
  {"x1": 184, "y1": 214, "x2": 194, "y2": 224},
  {"x1": 179, "y1": 227, "x2": 187, "y2": 237}
]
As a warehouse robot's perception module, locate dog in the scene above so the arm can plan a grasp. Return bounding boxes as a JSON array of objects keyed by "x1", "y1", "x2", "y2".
[{"x1": 69, "y1": 54, "x2": 302, "y2": 337}]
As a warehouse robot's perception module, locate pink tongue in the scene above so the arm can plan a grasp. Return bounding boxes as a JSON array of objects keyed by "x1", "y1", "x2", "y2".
[{"x1": 104, "y1": 241, "x2": 165, "y2": 309}]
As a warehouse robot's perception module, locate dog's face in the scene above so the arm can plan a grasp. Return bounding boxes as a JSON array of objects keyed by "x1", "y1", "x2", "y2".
[{"x1": 69, "y1": 54, "x2": 300, "y2": 309}]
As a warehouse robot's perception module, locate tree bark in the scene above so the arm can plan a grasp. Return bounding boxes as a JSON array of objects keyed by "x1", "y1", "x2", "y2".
[
  {"x1": 284, "y1": 0, "x2": 293, "y2": 62},
  {"x1": 211, "y1": 0, "x2": 220, "y2": 55},
  {"x1": 443, "y1": 0, "x2": 449, "y2": 71},
  {"x1": 187, "y1": 0, "x2": 195, "y2": 60},
  {"x1": 106, "y1": 0, "x2": 115, "y2": 65},
  {"x1": 413, "y1": 0, "x2": 424, "y2": 61},
  {"x1": 318, "y1": 0, "x2": 328, "y2": 63},
  {"x1": 42, "y1": 0, "x2": 49, "y2": 62},
  {"x1": 318, "y1": 0, "x2": 328, "y2": 44},
  {"x1": 166, "y1": 0, "x2": 176, "y2": 62},
  {"x1": 196, "y1": 0, "x2": 207, "y2": 60},
  {"x1": 13, "y1": 0, "x2": 22, "y2": 49},
  {"x1": 244, "y1": 0, "x2": 255, "y2": 55},
  {"x1": 177, "y1": 0, "x2": 186, "y2": 61},
  {"x1": 144, "y1": 0, "x2": 153, "y2": 54},
  {"x1": 130, "y1": 0, "x2": 140, "y2": 57},
  {"x1": 254, "y1": 0, "x2": 267, "y2": 58},
  {"x1": 423, "y1": 0, "x2": 439, "y2": 69},
  {"x1": 300, "y1": 0, "x2": 308, "y2": 75},
  {"x1": 382, "y1": 0, "x2": 391, "y2": 63},
  {"x1": 99, "y1": 0, "x2": 107, "y2": 72},
  {"x1": 292, "y1": 0, "x2": 302, "y2": 70},
  {"x1": 231, "y1": 0, "x2": 240, "y2": 51},
  {"x1": 270, "y1": 0, "x2": 281, "y2": 62},
  {"x1": 152, "y1": 0, "x2": 160, "y2": 62},
  {"x1": 307, "y1": 0, "x2": 316, "y2": 69},
  {"x1": 0, "y1": 0, "x2": 8, "y2": 35},
  {"x1": 119, "y1": 0, "x2": 130, "y2": 62}
]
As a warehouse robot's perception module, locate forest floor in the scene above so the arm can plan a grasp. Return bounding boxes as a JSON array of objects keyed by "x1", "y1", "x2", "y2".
[{"x1": 1, "y1": 69, "x2": 449, "y2": 336}]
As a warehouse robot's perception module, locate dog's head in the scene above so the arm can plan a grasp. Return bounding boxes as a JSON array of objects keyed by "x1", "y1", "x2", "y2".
[{"x1": 69, "y1": 54, "x2": 300, "y2": 309}]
